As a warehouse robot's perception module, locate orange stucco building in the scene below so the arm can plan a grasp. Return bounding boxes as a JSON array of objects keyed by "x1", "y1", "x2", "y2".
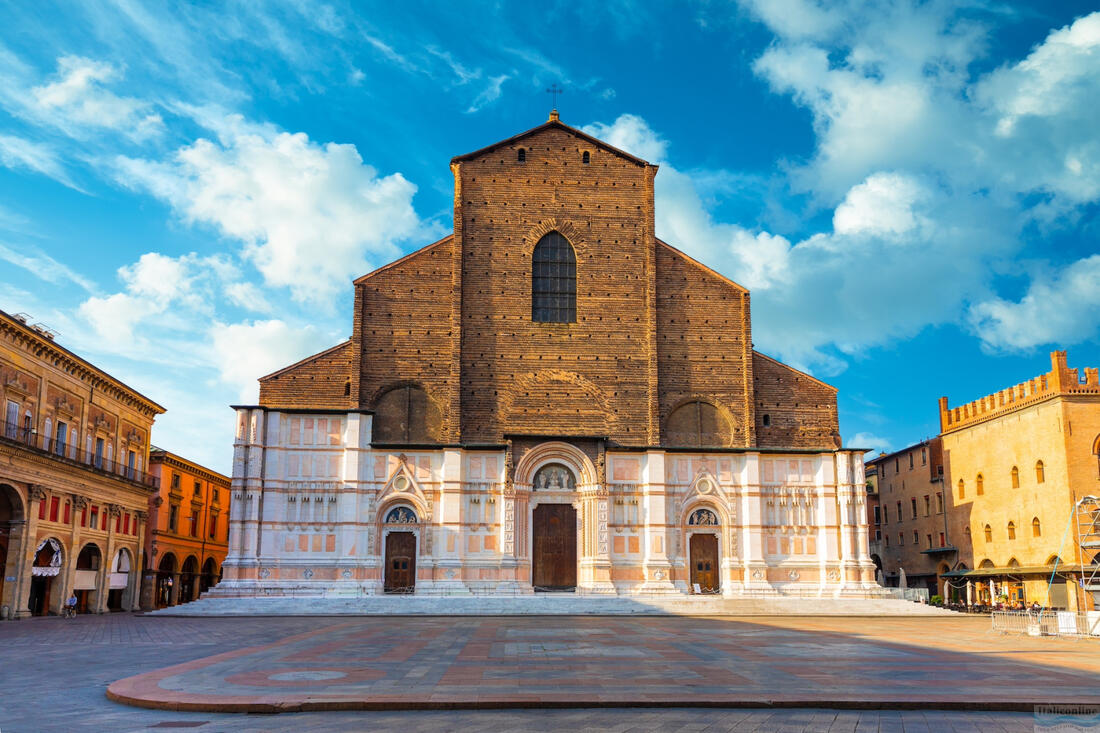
[{"x1": 142, "y1": 448, "x2": 230, "y2": 609}]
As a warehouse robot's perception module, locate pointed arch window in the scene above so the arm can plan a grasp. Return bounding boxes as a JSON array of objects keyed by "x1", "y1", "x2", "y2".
[
  {"x1": 1035, "y1": 460, "x2": 1045, "y2": 483},
  {"x1": 532, "y1": 231, "x2": 576, "y2": 323},
  {"x1": 975, "y1": 473, "x2": 984, "y2": 495},
  {"x1": 957, "y1": 479, "x2": 965, "y2": 499},
  {"x1": 983, "y1": 524, "x2": 993, "y2": 542},
  {"x1": 1007, "y1": 521, "x2": 1016, "y2": 540},
  {"x1": 1032, "y1": 517, "x2": 1041, "y2": 537},
  {"x1": 1010, "y1": 466, "x2": 1019, "y2": 488}
]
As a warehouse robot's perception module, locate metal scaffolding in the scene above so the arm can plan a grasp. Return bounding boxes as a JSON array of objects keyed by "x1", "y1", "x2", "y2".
[{"x1": 1074, "y1": 494, "x2": 1100, "y2": 610}]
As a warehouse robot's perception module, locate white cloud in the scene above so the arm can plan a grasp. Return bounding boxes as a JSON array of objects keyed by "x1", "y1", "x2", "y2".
[
  {"x1": 210, "y1": 319, "x2": 336, "y2": 402},
  {"x1": 0, "y1": 134, "x2": 81, "y2": 189},
  {"x1": 0, "y1": 241, "x2": 96, "y2": 291},
  {"x1": 849, "y1": 431, "x2": 892, "y2": 455},
  {"x1": 582, "y1": 114, "x2": 668, "y2": 162},
  {"x1": 31, "y1": 56, "x2": 163, "y2": 140},
  {"x1": 833, "y1": 173, "x2": 929, "y2": 236},
  {"x1": 583, "y1": 113, "x2": 1016, "y2": 373},
  {"x1": 115, "y1": 116, "x2": 435, "y2": 304},
  {"x1": 466, "y1": 74, "x2": 510, "y2": 113},
  {"x1": 968, "y1": 254, "x2": 1100, "y2": 352}
]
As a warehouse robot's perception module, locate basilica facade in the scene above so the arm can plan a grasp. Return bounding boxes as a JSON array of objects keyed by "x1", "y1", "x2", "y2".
[{"x1": 218, "y1": 113, "x2": 876, "y2": 598}]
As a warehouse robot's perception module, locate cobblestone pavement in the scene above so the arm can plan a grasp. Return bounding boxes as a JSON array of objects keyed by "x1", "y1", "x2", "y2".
[{"x1": 0, "y1": 612, "x2": 1091, "y2": 732}]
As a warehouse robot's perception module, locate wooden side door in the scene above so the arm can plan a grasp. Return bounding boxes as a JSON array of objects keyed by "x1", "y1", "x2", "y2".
[
  {"x1": 533, "y1": 504, "x2": 577, "y2": 590},
  {"x1": 384, "y1": 531, "x2": 416, "y2": 593},
  {"x1": 690, "y1": 533, "x2": 719, "y2": 594}
]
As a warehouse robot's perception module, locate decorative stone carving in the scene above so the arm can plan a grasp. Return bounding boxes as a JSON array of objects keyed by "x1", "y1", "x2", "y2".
[
  {"x1": 752, "y1": 569, "x2": 764, "y2": 580},
  {"x1": 259, "y1": 568, "x2": 270, "y2": 579},
  {"x1": 303, "y1": 568, "x2": 314, "y2": 579},
  {"x1": 28, "y1": 485, "x2": 47, "y2": 502},
  {"x1": 788, "y1": 569, "x2": 800, "y2": 580},
  {"x1": 71, "y1": 495, "x2": 88, "y2": 510},
  {"x1": 342, "y1": 569, "x2": 352, "y2": 579}
]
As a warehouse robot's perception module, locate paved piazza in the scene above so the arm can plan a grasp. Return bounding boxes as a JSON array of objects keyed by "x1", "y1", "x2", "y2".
[{"x1": 1, "y1": 613, "x2": 1097, "y2": 732}]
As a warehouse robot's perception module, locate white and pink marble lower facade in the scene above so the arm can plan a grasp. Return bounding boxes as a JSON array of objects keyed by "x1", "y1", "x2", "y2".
[{"x1": 215, "y1": 408, "x2": 879, "y2": 597}]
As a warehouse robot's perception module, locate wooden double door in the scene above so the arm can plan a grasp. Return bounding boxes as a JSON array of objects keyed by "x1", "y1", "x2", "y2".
[
  {"x1": 384, "y1": 531, "x2": 416, "y2": 593},
  {"x1": 532, "y1": 504, "x2": 577, "y2": 591},
  {"x1": 690, "y1": 533, "x2": 720, "y2": 594}
]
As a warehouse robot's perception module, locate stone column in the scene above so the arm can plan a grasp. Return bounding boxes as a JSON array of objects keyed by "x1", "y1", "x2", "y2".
[
  {"x1": 96, "y1": 504, "x2": 121, "y2": 613},
  {"x1": 740, "y1": 455, "x2": 771, "y2": 590},
  {"x1": 14, "y1": 485, "x2": 45, "y2": 618},
  {"x1": 639, "y1": 451, "x2": 676, "y2": 594},
  {"x1": 133, "y1": 511, "x2": 148, "y2": 610}
]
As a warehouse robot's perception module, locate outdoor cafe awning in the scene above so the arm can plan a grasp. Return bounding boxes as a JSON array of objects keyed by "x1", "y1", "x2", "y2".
[{"x1": 941, "y1": 564, "x2": 1088, "y2": 578}]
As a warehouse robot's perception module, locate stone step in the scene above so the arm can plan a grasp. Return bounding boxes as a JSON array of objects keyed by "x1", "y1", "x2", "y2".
[{"x1": 149, "y1": 594, "x2": 955, "y2": 617}]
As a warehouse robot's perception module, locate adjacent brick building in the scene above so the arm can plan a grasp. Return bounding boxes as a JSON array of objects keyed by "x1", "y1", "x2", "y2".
[
  {"x1": 865, "y1": 439, "x2": 950, "y2": 597},
  {"x1": 865, "y1": 351, "x2": 1100, "y2": 611},
  {"x1": 217, "y1": 113, "x2": 876, "y2": 599},
  {"x1": 939, "y1": 351, "x2": 1099, "y2": 610},
  {"x1": 0, "y1": 309, "x2": 164, "y2": 618}
]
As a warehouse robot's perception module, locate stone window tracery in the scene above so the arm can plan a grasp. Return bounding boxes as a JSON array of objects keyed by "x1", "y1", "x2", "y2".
[{"x1": 532, "y1": 231, "x2": 576, "y2": 323}]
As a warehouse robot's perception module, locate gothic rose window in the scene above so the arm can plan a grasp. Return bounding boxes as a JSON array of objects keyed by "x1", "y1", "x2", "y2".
[
  {"x1": 384, "y1": 506, "x2": 418, "y2": 524},
  {"x1": 688, "y1": 508, "x2": 719, "y2": 526},
  {"x1": 533, "y1": 462, "x2": 576, "y2": 490},
  {"x1": 532, "y1": 231, "x2": 576, "y2": 323}
]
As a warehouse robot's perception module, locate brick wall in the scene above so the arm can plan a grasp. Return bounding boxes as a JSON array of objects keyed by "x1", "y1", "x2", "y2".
[
  {"x1": 453, "y1": 125, "x2": 657, "y2": 446},
  {"x1": 656, "y1": 242, "x2": 752, "y2": 446},
  {"x1": 258, "y1": 341, "x2": 354, "y2": 410},
  {"x1": 354, "y1": 236, "x2": 460, "y2": 441},
  {"x1": 752, "y1": 352, "x2": 840, "y2": 450}
]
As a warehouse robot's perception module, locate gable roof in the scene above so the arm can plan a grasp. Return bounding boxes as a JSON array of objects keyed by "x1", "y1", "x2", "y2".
[
  {"x1": 451, "y1": 115, "x2": 652, "y2": 167},
  {"x1": 259, "y1": 340, "x2": 352, "y2": 382},
  {"x1": 656, "y1": 239, "x2": 748, "y2": 294},
  {"x1": 353, "y1": 235, "x2": 453, "y2": 284},
  {"x1": 752, "y1": 350, "x2": 838, "y2": 393}
]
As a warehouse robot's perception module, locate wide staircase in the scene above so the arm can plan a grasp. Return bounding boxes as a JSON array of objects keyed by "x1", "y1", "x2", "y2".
[{"x1": 152, "y1": 592, "x2": 954, "y2": 617}]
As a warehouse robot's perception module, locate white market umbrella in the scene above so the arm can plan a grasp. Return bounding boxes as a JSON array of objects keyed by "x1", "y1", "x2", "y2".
[
  {"x1": 898, "y1": 568, "x2": 907, "y2": 589},
  {"x1": 989, "y1": 580, "x2": 996, "y2": 601},
  {"x1": 966, "y1": 580, "x2": 973, "y2": 606}
]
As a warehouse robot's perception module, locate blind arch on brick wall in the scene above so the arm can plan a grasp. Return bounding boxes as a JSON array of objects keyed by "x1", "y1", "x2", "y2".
[
  {"x1": 372, "y1": 384, "x2": 441, "y2": 443},
  {"x1": 532, "y1": 231, "x2": 576, "y2": 323},
  {"x1": 664, "y1": 400, "x2": 734, "y2": 447}
]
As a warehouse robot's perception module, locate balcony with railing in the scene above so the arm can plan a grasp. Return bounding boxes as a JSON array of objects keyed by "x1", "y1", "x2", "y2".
[{"x1": 1, "y1": 420, "x2": 159, "y2": 489}]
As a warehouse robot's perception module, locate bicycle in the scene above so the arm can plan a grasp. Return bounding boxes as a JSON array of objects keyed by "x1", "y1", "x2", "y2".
[{"x1": 61, "y1": 605, "x2": 76, "y2": 619}]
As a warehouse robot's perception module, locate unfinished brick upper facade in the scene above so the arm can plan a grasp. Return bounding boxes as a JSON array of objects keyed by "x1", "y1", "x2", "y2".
[
  {"x1": 224, "y1": 115, "x2": 872, "y2": 600},
  {"x1": 258, "y1": 115, "x2": 840, "y2": 452}
]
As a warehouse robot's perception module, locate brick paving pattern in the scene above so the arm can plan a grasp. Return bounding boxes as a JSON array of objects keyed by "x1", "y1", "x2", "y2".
[{"x1": 1, "y1": 612, "x2": 1094, "y2": 732}]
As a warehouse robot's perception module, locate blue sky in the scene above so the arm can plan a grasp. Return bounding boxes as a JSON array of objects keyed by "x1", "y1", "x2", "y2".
[{"x1": 1, "y1": 1, "x2": 1098, "y2": 473}]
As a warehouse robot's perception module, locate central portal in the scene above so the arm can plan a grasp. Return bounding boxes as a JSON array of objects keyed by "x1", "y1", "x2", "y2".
[{"x1": 532, "y1": 504, "x2": 577, "y2": 591}]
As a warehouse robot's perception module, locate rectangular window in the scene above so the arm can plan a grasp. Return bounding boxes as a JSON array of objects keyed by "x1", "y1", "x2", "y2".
[
  {"x1": 923, "y1": 495, "x2": 930, "y2": 516},
  {"x1": 4, "y1": 400, "x2": 17, "y2": 438},
  {"x1": 189, "y1": 513, "x2": 198, "y2": 537},
  {"x1": 168, "y1": 504, "x2": 178, "y2": 532},
  {"x1": 49, "y1": 496, "x2": 59, "y2": 522},
  {"x1": 94, "y1": 437, "x2": 104, "y2": 468},
  {"x1": 63, "y1": 501, "x2": 70, "y2": 524},
  {"x1": 899, "y1": 533, "x2": 904, "y2": 545},
  {"x1": 921, "y1": 448, "x2": 927, "y2": 465},
  {"x1": 873, "y1": 506, "x2": 881, "y2": 524},
  {"x1": 875, "y1": 529, "x2": 882, "y2": 541},
  {"x1": 909, "y1": 453, "x2": 914, "y2": 469},
  {"x1": 910, "y1": 498, "x2": 918, "y2": 518},
  {"x1": 939, "y1": 532, "x2": 946, "y2": 548},
  {"x1": 912, "y1": 530, "x2": 918, "y2": 544},
  {"x1": 212, "y1": 488, "x2": 219, "y2": 503},
  {"x1": 101, "y1": 510, "x2": 107, "y2": 530},
  {"x1": 894, "y1": 458, "x2": 899, "y2": 472},
  {"x1": 123, "y1": 514, "x2": 130, "y2": 534},
  {"x1": 115, "y1": 513, "x2": 121, "y2": 533},
  {"x1": 885, "y1": 534, "x2": 890, "y2": 546},
  {"x1": 193, "y1": 480, "x2": 202, "y2": 496},
  {"x1": 170, "y1": 473, "x2": 180, "y2": 491},
  {"x1": 81, "y1": 505, "x2": 87, "y2": 527},
  {"x1": 926, "y1": 534, "x2": 933, "y2": 548},
  {"x1": 90, "y1": 507, "x2": 98, "y2": 528},
  {"x1": 55, "y1": 421, "x2": 67, "y2": 456},
  {"x1": 896, "y1": 501, "x2": 902, "y2": 520},
  {"x1": 209, "y1": 515, "x2": 217, "y2": 539},
  {"x1": 127, "y1": 450, "x2": 136, "y2": 478},
  {"x1": 936, "y1": 492, "x2": 944, "y2": 513}
]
